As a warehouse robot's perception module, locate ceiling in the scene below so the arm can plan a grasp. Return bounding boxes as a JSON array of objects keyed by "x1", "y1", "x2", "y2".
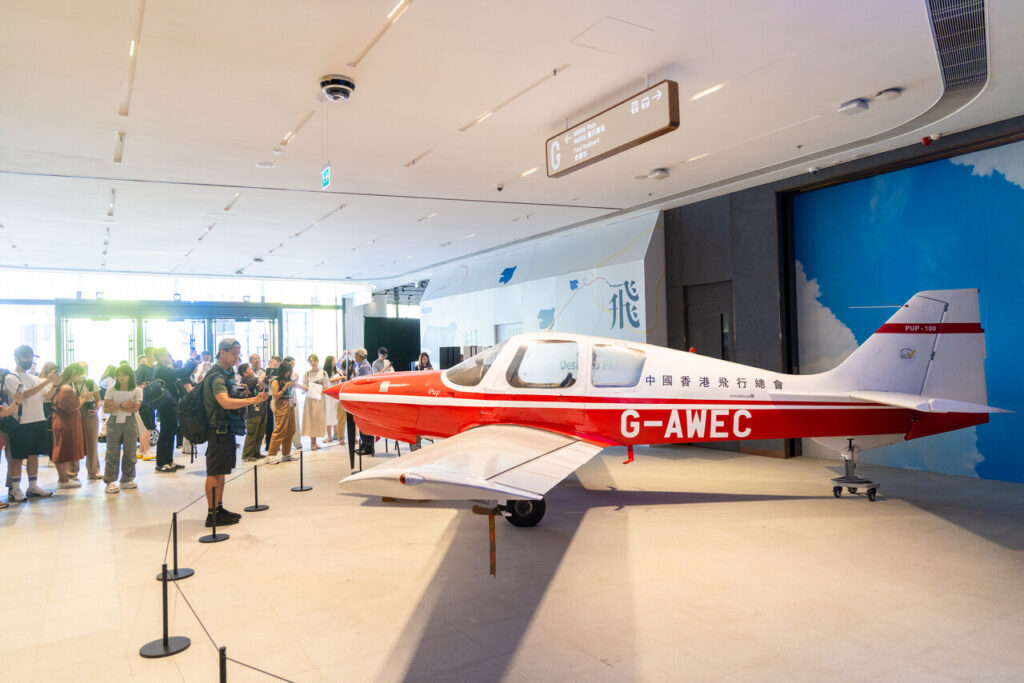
[{"x1": 1, "y1": 0, "x2": 1021, "y2": 290}]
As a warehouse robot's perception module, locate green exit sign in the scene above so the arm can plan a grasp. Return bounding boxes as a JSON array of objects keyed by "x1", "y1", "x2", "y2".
[{"x1": 321, "y1": 164, "x2": 331, "y2": 190}]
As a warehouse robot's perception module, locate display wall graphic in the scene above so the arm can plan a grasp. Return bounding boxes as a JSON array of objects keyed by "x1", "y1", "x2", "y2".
[
  {"x1": 419, "y1": 212, "x2": 665, "y2": 363},
  {"x1": 793, "y1": 138, "x2": 1024, "y2": 482}
]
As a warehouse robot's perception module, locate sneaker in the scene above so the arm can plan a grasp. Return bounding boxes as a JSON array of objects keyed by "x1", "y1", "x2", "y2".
[
  {"x1": 105, "y1": 482, "x2": 120, "y2": 494},
  {"x1": 172, "y1": 464, "x2": 186, "y2": 470},
  {"x1": 120, "y1": 481, "x2": 138, "y2": 490},
  {"x1": 280, "y1": 454, "x2": 295, "y2": 462},
  {"x1": 0, "y1": 500, "x2": 8, "y2": 509},
  {"x1": 266, "y1": 455, "x2": 281, "y2": 465},
  {"x1": 155, "y1": 464, "x2": 176, "y2": 473},
  {"x1": 217, "y1": 504, "x2": 241, "y2": 519},
  {"x1": 8, "y1": 486, "x2": 26, "y2": 502},
  {"x1": 26, "y1": 484, "x2": 53, "y2": 497},
  {"x1": 58, "y1": 480, "x2": 82, "y2": 489},
  {"x1": 88, "y1": 473, "x2": 104, "y2": 480},
  {"x1": 204, "y1": 509, "x2": 240, "y2": 528},
  {"x1": 141, "y1": 454, "x2": 156, "y2": 461}
]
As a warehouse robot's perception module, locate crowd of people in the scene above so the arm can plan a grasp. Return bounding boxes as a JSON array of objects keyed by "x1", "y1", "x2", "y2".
[{"x1": 0, "y1": 341, "x2": 434, "y2": 524}]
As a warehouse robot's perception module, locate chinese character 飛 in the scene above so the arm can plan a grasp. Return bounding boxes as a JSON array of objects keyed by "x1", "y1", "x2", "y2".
[{"x1": 718, "y1": 377, "x2": 729, "y2": 388}]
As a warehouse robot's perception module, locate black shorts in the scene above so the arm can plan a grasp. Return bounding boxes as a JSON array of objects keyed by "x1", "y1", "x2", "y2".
[
  {"x1": 11, "y1": 420, "x2": 48, "y2": 459},
  {"x1": 140, "y1": 407, "x2": 156, "y2": 431},
  {"x1": 205, "y1": 428, "x2": 237, "y2": 476}
]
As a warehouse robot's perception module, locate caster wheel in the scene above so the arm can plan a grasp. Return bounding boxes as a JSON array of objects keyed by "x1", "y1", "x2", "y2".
[
  {"x1": 504, "y1": 498, "x2": 546, "y2": 527},
  {"x1": 833, "y1": 486, "x2": 842, "y2": 498},
  {"x1": 847, "y1": 487, "x2": 858, "y2": 494},
  {"x1": 867, "y1": 488, "x2": 877, "y2": 502}
]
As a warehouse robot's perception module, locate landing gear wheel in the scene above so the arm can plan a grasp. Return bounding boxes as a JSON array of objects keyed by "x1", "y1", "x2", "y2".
[
  {"x1": 867, "y1": 488, "x2": 877, "y2": 502},
  {"x1": 847, "y1": 487, "x2": 858, "y2": 494},
  {"x1": 504, "y1": 499, "x2": 546, "y2": 527},
  {"x1": 833, "y1": 486, "x2": 842, "y2": 498}
]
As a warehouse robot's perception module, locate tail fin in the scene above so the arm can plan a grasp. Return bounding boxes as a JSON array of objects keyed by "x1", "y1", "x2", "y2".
[{"x1": 828, "y1": 289, "x2": 987, "y2": 405}]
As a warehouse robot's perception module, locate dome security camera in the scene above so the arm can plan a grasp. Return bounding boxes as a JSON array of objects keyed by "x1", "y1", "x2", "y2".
[
  {"x1": 320, "y1": 75, "x2": 355, "y2": 102},
  {"x1": 496, "y1": 184, "x2": 504, "y2": 192}
]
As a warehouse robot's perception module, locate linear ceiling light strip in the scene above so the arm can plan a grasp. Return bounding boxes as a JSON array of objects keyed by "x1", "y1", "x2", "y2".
[
  {"x1": 293, "y1": 203, "x2": 346, "y2": 238},
  {"x1": 459, "y1": 64, "x2": 571, "y2": 132},
  {"x1": 347, "y1": 0, "x2": 414, "y2": 68},
  {"x1": 118, "y1": 0, "x2": 147, "y2": 116},
  {"x1": 279, "y1": 111, "x2": 315, "y2": 147}
]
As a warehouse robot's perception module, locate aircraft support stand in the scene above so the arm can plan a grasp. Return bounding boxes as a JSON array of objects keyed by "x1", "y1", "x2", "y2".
[{"x1": 831, "y1": 439, "x2": 880, "y2": 501}]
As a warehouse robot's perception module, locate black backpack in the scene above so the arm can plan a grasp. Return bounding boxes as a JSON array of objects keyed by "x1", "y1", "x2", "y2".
[
  {"x1": 177, "y1": 372, "x2": 213, "y2": 445},
  {"x1": 142, "y1": 378, "x2": 176, "y2": 410},
  {"x1": 0, "y1": 368, "x2": 21, "y2": 432}
]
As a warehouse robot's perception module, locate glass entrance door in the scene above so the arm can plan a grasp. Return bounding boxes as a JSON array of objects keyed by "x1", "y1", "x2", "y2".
[
  {"x1": 142, "y1": 318, "x2": 207, "y2": 365},
  {"x1": 63, "y1": 318, "x2": 137, "y2": 375},
  {"x1": 213, "y1": 318, "x2": 276, "y2": 361}
]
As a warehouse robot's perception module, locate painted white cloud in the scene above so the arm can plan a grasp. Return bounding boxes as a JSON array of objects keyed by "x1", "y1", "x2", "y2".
[
  {"x1": 795, "y1": 260, "x2": 859, "y2": 374},
  {"x1": 949, "y1": 139, "x2": 1024, "y2": 191}
]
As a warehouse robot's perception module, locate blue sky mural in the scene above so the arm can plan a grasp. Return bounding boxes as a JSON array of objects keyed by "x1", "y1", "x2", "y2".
[{"x1": 793, "y1": 139, "x2": 1024, "y2": 482}]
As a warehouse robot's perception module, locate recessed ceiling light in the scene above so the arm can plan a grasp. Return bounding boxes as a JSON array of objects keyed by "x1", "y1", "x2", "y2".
[
  {"x1": 417, "y1": 212, "x2": 438, "y2": 222},
  {"x1": 255, "y1": 161, "x2": 275, "y2": 168},
  {"x1": 687, "y1": 153, "x2": 709, "y2": 162},
  {"x1": 129, "y1": 39, "x2": 136, "y2": 57},
  {"x1": 519, "y1": 167, "x2": 538, "y2": 178},
  {"x1": 690, "y1": 83, "x2": 725, "y2": 101},
  {"x1": 837, "y1": 98, "x2": 869, "y2": 115}
]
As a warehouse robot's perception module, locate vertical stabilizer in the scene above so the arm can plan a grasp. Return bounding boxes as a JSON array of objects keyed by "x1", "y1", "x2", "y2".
[{"x1": 828, "y1": 289, "x2": 987, "y2": 405}]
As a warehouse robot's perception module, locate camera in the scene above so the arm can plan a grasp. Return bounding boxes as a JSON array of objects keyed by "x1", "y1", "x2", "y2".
[
  {"x1": 496, "y1": 184, "x2": 504, "y2": 192},
  {"x1": 807, "y1": 166, "x2": 819, "y2": 175},
  {"x1": 320, "y1": 75, "x2": 355, "y2": 102}
]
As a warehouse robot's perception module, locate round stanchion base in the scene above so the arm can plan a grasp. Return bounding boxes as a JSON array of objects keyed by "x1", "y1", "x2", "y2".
[
  {"x1": 155, "y1": 567, "x2": 195, "y2": 582},
  {"x1": 198, "y1": 532, "x2": 230, "y2": 543},
  {"x1": 291, "y1": 485, "x2": 312, "y2": 492},
  {"x1": 140, "y1": 636, "x2": 191, "y2": 658},
  {"x1": 243, "y1": 503, "x2": 269, "y2": 512}
]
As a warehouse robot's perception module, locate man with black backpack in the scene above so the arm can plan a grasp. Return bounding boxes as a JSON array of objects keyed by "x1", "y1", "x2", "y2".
[
  {"x1": 151, "y1": 348, "x2": 196, "y2": 473},
  {"x1": 201, "y1": 338, "x2": 269, "y2": 528}
]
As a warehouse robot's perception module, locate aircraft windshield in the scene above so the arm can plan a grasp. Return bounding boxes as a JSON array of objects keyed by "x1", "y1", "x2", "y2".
[{"x1": 444, "y1": 341, "x2": 508, "y2": 387}]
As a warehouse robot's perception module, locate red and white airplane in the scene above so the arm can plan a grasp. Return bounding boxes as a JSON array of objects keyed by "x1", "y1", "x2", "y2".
[{"x1": 327, "y1": 289, "x2": 1006, "y2": 525}]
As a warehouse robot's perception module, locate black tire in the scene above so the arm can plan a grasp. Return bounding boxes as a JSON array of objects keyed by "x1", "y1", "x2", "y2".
[
  {"x1": 833, "y1": 486, "x2": 842, "y2": 498},
  {"x1": 867, "y1": 488, "x2": 877, "y2": 502},
  {"x1": 505, "y1": 499, "x2": 546, "y2": 527},
  {"x1": 848, "y1": 487, "x2": 858, "y2": 494}
]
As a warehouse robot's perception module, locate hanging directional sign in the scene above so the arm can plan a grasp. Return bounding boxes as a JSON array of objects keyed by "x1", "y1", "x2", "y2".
[
  {"x1": 321, "y1": 164, "x2": 331, "y2": 190},
  {"x1": 546, "y1": 80, "x2": 679, "y2": 178}
]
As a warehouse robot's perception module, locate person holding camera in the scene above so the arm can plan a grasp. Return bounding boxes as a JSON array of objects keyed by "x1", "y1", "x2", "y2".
[
  {"x1": 153, "y1": 348, "x2": 196, "y2": 473},
  {"x1": 202, "y1": 338, "x2": 269, "y2": 528},
  {"x1": 4, "y1": 345, "x2": 60, "y2": 502}
]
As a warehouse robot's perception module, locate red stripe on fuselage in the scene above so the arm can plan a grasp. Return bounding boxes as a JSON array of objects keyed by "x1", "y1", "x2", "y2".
[{"x1": 875, "y1": 323, "x2": 983, "y2": 334}]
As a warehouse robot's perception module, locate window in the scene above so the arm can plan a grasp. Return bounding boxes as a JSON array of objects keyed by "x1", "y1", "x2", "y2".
[
  {"x1": 506, "y1": 341, "x2": 578, "y2": 389},
  {"x1": 591, "y1": 344, "x2": 645, "y2": 387},
  {"x1": 445, "y1": 341, "x2": 507, "y2": 387}
]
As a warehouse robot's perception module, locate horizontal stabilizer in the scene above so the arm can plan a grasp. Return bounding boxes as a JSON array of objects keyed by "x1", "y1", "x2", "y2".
[
  {"x1": 771, "y1": 391, "x2": 1009, "y2": 414},
  {"x1": 339, "y1": 424, "x2": 604, "y2": 501}
]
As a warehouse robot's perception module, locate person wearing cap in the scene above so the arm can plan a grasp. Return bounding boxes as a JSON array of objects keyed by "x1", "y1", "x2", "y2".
[
  {"x1": 4, "y1": 345, "x2": 60, "y2": 502},
  {"x1": 202, "y1": 338, "x2": 269, "y2": 528}
]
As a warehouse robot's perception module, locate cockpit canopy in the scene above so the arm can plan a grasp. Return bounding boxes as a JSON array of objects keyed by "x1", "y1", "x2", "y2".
[{"x1": 444, "y1": 336, "x2": 648, "y2": 390}]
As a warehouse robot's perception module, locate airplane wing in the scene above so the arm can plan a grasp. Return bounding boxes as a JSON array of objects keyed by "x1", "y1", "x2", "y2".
[
  {"x1": 338, "y1": 425, "x2": 606, "y2": 501},
  {"x1": 771, "y1": 390, "x2": 1009, "y2": 413}
]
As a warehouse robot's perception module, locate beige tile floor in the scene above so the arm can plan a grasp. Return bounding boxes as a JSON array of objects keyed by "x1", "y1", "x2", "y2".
[{"x1": 1, "y1": 440, "x2": 1022, "y2": 682}]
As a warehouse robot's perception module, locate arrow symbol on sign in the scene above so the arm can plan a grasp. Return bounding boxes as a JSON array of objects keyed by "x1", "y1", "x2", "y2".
[{"x1": 653, "y1": 89, "x2": 662, "y2": 102}]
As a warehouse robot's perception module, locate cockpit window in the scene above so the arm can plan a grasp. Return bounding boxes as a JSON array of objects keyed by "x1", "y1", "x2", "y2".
[
  {"x1": 506, "y1": 341, "x2": 578, "y2": 389},
  {"x1": 591, "y1": 344, "x2": 645, "y2": 387},
  {"x1": 444, "y1": 341, "x2": 508, "y2": 387}
]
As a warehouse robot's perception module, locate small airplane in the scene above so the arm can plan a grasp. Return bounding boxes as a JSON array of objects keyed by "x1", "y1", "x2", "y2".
[{"x1": 327, "y1": 289, "x2": 1007, "y2": 526}]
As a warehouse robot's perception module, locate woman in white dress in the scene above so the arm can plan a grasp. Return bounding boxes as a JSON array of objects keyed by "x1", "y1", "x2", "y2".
[
  {"x1": 322, "y1": 355, "x2": 339, "y2": 442},
  {"x1": 298, "y1": 354, "x2": 327, "y2": 450}
]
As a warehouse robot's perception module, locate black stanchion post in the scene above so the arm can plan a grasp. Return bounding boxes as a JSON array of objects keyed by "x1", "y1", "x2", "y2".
[
  {"x1": 199, "y1": 486, "x2": 230, "y2": 543},
  {"x1": 156, "y1": 512, "x2": 195, "y2": 581},
  {"x1": 291, "y1": 450, "x2": 312, "y2": 492},
  {"x1": 139, "y1": 564, "x2": 191, "y2": 658},
  {"x1": 244, "y1": 464, "x2": 269, "y2": 512},
  {"x1": 219, "y1": 646, "x2": 227, "y2": 682}
]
